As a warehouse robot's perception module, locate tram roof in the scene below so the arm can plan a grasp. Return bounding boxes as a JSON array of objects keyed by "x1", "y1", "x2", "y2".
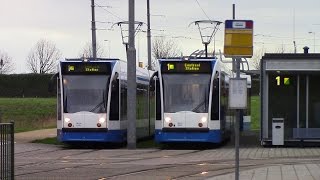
[
  {"x1": 61, "y1": 58, "x2": 120, "y2": 62},
  {"x1": 158, "y1": 57, "x2": 217, "y2": 61}
]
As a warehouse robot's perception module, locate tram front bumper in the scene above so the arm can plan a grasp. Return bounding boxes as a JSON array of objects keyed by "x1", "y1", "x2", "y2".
[{"x1": 155, "y1": 129, "x2": 222, "y2": 143}]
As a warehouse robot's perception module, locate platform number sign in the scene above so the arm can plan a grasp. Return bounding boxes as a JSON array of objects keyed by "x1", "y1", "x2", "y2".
[
  {"x1": 167, "y1": 63, "x2": 175, "y2": 70},
  {"x1": 276, "y1": 76, "x2": 290, "y2": 86}
]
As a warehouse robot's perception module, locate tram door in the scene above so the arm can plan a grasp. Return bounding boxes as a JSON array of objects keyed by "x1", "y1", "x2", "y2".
[{"x1": 268, "y1": 74, "x2": 297, "y2": 138}]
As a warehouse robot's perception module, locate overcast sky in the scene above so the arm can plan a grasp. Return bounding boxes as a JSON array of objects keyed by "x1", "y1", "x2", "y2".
[{"x1": 0, "y1": 0, "x2": 319, "y2": 73}]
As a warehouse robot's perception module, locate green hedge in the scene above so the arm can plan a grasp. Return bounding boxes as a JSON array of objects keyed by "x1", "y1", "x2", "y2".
[
  {"x1": 0, "y1": 74, "x2": 55, "y2": 97},
  {"x1": 0, "y1": 73, "x2": 261, "y2": 98}
]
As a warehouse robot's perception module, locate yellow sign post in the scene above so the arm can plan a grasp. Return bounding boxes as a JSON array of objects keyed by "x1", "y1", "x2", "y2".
[{"x1": 224, "y1": 20, "x2": 253, "y2": 58}]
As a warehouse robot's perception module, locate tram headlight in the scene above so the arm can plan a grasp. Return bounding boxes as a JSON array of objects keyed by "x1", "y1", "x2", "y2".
[
  {"x1": 165, "y1": 117, "x2": 171, "y2": 123},
  {"x1": 99, "y1": 117, "x2": 106, "y2": 123},
  {"x1": 64, "y1": 118, "x2": 71, "y2": 123},
  {"x1": 201, "y1": 117, "x2": 207, "y2": 123}
]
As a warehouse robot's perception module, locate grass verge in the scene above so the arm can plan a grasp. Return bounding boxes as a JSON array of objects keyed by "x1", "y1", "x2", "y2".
[
  {"x1": 32, "y1": 137, "x2": 63, "y2": 145},
  {"x1": 0, "y1": 98, "x2": 56, "y2": 132},
  {"x1": 251, "y1": 96, "x2": 260, "y2": 130}
]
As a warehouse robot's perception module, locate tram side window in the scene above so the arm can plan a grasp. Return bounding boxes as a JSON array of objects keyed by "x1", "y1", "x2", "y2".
[
  {"x1": 220, "y1": 75, "x2": 226, "y2": 121},
  {"x1": 110, "y1": 79, "x2": 120, "y2": 120},
  {"x1": 211, "y1": 77, "x2": 219, "y2": 120},
  {"x1": 137, "y1": 84, "x2": 148, "y2": 120},
  {"x1": 57, "y1": 78, "x2": 61, "y2": 121},
  {"x1": 149, "y1": 80, "x2": 156, "y2": 120},
  {"x1": 120, "y1": 82, "x2": 127, "y2": 121},
  {"x1": 156, "y1": 78, "x2": 161, "y2": 120}
]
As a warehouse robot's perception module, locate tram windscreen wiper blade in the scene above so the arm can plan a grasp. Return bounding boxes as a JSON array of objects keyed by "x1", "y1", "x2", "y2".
[
  {"x1": 89, "y1": 90, "x2": 106, "y2": 112},
  {"x1": 191, "y1": 101, "x2": 206, "y2": 112},
  {"x1": 89, "y1": 101, "x2": 104, "y2": 112}
]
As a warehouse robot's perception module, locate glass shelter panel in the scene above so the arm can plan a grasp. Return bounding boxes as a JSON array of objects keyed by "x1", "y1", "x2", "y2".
[
  {"x1": 299, "y1": 75, "x2": 307, "y2": 128},
  {"x1": 308, "y1": 75, "x2": 320, "y2": 128}
]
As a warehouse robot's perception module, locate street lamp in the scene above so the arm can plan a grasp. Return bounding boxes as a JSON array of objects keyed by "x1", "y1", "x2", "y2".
[
  {"x1": 104, "y1": 40, "x2": 111, "y2": 58},
  {"x1": 308, "y1": 31, "x2": 316, "y2": 53}
]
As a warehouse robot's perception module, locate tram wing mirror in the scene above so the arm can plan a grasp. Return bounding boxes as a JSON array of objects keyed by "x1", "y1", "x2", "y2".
[
  {"x1": 48, "y1": 73, "x2": 58, "y2": 93},
  {"x1": 149, "y1": 72, "x2": 158, "y2": 91},
  {"x1": 111, "y1": 72, "x2": 119, "y2": 91}
]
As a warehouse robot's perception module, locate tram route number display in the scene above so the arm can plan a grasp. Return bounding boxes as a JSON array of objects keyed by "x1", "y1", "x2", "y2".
[{"x1": 161, "y1": 61, "x2": 211, "y2": 73}]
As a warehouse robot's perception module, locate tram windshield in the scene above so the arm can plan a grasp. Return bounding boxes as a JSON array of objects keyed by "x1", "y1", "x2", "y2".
[
  {"x1": 63, "y1": 75, "x2": 110, "y2": 113},
  {"x1": 162, "y1": 74, "x2": 211, "y2": 113}
]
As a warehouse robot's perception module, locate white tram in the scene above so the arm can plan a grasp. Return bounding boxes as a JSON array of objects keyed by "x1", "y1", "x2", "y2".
[
  {"x1": 151, "y1": 57, "x2": 234, "y2": 143},
  {"x1": 50, "y1": 58, "x2": 154, "y2": 143}
]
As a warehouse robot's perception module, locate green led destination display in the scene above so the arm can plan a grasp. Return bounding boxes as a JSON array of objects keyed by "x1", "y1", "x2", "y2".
[
  {"x1": 161, "y1": 61, "x2": 212, "y2": 73},
  {"x1": 61, "y1": 63, "x2": 111, "y2": 74}
]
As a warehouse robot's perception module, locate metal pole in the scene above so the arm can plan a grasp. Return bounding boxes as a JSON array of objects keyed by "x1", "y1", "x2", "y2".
[
  {"x1": 205, "y1": 43, "x2": 208, "y2": 57},
  {"x1": 147, "y1": 0, "x2": 152, "y2": 70},
  {"x1": 233, "y1": 3, "x2": 240, "y2": 180},
  {"x1": 235, "y1": 58, "x2": 240, "y2": 180},
  {"x1": 91, "y1": 0, "x2": 97, "y2": 59},
  {"x1": 214, "y1": 36, "x2": 216, "y2": 56},
  {"x1": 127, "y1": 0, "x2": 137, "y2": 149},
  {"x1": 233, "y1": 3, "x2": 235, "y2": 19}
]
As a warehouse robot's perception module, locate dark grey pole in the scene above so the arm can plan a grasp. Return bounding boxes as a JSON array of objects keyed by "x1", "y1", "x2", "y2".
[
  {"x1": 205, "y1": 43, "x2": 208, "y2": 57},
  {"x1": 233, "y1": 3, "x2": 235, "y2": 19},
  {"x1": 235, "y1": 58, "x2": 240, "y2": 180},
  {"x1": 233, "y1": 3, "x2": 240, "y2": 180},
  {"x1": 146, "y1": 0, "x2": 152, "y2": 136},
  {"x1": 147, "y1": 0, "x2": 152, "y2": 70},
  {"x1": 127, "y1": 0, "x2": 137, "y2": 149},
  {"x1": 91, "y1": 0, "x2": 97, "y2": 59}
]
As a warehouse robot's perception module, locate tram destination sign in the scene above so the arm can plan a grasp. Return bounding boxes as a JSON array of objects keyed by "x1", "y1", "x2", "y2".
[
  {"x1": 161, "y1": 61, "x2": 212, "y2": 73},
  {"x1": 61, "y1": 62, "x2": 111, "y2": 74}
]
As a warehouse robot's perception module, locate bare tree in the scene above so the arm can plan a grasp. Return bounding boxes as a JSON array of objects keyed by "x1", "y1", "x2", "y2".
[
  {"x1": 0, "y1": 50, "x2": 15, "y2": 74},
  {"x1": 250, "y1": 48, "x2": 266, "y2": 70},
  {"x1": 26, "y1": 39, "x2": 61, "y2": 74},
  {"x1": 79, "y1": 42, "x2": 105, "y2": 58},
  {"x1": 152, "y1": 37, "x2": 180, "y2": 59}
]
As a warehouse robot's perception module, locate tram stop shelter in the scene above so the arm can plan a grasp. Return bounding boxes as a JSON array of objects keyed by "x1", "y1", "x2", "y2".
[{"x1": 260, "y1": 53, "x2": 320, "y2": 146}]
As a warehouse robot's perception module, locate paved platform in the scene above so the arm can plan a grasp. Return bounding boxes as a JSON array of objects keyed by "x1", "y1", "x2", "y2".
[
  {"x1": 208, "y1": 164, "x2": 320, "y2": 180},
  {"x1": 12, "y1": 129, "x2": 320, "y2": 179}
]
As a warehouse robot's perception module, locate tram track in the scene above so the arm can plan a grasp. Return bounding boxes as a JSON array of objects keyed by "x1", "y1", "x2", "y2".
[
  {"x1": 15, "y1": 147, "x2": 204, "y2": 177},
  {"x1": 103, "y1": 156, "x2": 320, "y2": 179},
  {"x1": 15, "y1": 143, "x2": 320, "y2": 179}
]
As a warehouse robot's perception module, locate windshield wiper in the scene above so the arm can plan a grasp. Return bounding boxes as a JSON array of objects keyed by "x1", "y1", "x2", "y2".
[
  {"x1": 89, "y1": 101, "x2": 104, "y2": 112},
  {"x1": 89, "y1": 90, "x2": 106, "y2": 112},
  {"x1": 191, "y1": 100, "x2": 206, "y2": 113}
]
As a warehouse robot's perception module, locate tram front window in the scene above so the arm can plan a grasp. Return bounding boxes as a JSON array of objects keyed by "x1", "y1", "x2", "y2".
[
  {"x1": 162, "y1": 74, "x2": 211, "y2": 113},
  {"x1": 63, "y1": 75, "x2": 110, "y2": 113}
]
